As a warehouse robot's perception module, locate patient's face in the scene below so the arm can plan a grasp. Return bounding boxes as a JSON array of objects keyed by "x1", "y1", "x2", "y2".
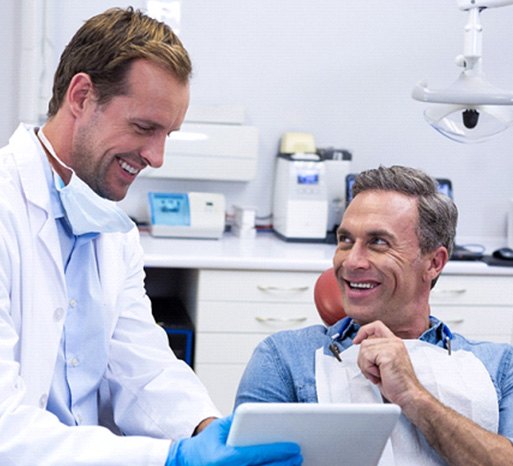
[{"x1": 333, "y1": 190, "x2": 433, "y2": 336}]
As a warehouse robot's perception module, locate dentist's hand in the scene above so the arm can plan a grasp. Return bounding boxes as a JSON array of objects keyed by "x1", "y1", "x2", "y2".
[{"x1": 165, "y1": 415, "x2": 302, "y2": 466}]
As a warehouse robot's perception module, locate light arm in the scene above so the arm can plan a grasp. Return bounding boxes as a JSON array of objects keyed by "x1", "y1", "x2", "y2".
[{"x1": 461, "y1": 7, "x2": 482, "y2": 72}]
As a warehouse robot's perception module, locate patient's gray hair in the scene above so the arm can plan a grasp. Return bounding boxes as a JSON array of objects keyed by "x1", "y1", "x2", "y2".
[{"x1": 352, "y1": 165, "x2": 458, "y2": 259}]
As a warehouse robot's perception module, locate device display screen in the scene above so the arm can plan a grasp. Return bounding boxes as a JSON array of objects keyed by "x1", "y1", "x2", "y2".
[
  {"x1": 436, "y1": 179, "x2": 453, "y2": 199},
  {"x1": 149, "y1": 192, "x2": 191, "y2": 226},
  {"x1": 297, "y1": 173, "x2": 319, "y2": 185}
]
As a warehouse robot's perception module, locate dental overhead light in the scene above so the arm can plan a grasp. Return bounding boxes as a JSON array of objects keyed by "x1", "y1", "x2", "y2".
[{"x1": 412, "y1": 0, "x2": 513, "y2": 143}]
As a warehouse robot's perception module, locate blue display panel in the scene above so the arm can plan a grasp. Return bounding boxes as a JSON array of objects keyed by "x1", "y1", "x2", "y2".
[
  {"x1": 148, "y1": 192, "x2": 191, "y2": 226},
  {"x1": 297, "y1": 173, "x2": 319, "y2": 185}
]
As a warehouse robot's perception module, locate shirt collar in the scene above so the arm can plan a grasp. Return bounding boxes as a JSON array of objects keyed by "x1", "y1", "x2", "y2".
[
  {"x1": 329, "y1": 315, "x2": 452, "y2": 348},
  {"x1": 420, "y1": 315, "x2": 453, "y2": 349}
]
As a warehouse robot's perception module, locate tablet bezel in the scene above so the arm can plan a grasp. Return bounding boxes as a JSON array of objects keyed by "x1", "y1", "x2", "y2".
[{"x1": 227, "y1": 402, "x2": 401, "y2": 466}]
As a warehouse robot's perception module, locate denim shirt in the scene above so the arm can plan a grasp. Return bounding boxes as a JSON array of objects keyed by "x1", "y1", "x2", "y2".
[{"x1": 235, "y1": 316, "x2": 513, "y2": 441}]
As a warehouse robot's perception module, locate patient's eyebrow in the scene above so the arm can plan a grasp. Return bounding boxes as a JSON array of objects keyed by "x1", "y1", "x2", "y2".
[
  {"x1": 336, "y1": 227, "x2": 396, "y2": 242},
  {"x1": 336, "y1": 227, "x2": 352, "y2": 238},
  {"x1": 367, "y1": 229, "x2": 395, "y2": 241}
]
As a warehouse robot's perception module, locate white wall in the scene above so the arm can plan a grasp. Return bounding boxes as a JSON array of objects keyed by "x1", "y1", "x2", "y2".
[
  {"x1": 0, "y1": 1, "x2": 21, "y2": 145},
  {"x1": 3, "y1": 0, "x2": 513, "y2": 242}
]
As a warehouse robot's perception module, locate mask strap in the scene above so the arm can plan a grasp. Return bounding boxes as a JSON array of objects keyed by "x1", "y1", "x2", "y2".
[{"x1": 37, "y1": 128, "x2": 74, "y2": 175}]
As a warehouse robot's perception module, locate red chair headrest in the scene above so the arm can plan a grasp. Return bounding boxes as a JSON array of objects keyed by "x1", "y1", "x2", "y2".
[{"x1": 314, "y1": 268, "x2": 345, "y2": 326}]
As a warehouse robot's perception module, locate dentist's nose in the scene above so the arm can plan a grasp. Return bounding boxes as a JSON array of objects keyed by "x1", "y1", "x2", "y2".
[{"x1": 140, "y1": 135, "x2": 167, "y2": 168}]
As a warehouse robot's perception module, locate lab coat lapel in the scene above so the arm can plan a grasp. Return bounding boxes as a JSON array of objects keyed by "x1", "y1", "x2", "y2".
[
  {"x1": 12, "y1": 124, "x2": 65, "y2": 279},
  {"x1": 9, "y1": 124, "x2": 67, "y2": 405}
]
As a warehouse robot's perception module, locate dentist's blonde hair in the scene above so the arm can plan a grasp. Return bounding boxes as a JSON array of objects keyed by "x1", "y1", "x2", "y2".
[{"x1": 48, "y1": 7, "x2": 191, "y2": 117}]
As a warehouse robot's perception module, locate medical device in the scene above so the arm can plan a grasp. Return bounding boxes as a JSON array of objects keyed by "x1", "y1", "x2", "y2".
[
  {"x1": 148, "y1": 192, "x2": 225, "y2": 239},
  {"x1": 317, "y1": 147, "x2": 352, "y2": 232},
  {"x1": 272, "y1": 133, "x2": 328, "y2": 241},
  {"x1": 412, "y1": 0, "x2": 513, "y2": 143}
]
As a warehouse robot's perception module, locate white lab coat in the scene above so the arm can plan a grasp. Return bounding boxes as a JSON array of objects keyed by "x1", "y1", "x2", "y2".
[{"x1": 0, "y1": 124, "x2": 220, "y2": 465}]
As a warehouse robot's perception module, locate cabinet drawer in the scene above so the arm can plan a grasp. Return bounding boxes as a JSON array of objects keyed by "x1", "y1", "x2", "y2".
[
  {"x1": 196, "y1": 301, "x2": 323, "y2": 332},
  {"x1": 195, "y1": 333, "x2": 269, "y2": 364},
  {"x1": 197, "y1": 270, "x2": 318, "y2": 303},
  {"x1": 431, "y1": 306, "x2": 513, "y2": 340},
  {"x1": 430, "y1": 275, "x2": 513, "y2": 306}
]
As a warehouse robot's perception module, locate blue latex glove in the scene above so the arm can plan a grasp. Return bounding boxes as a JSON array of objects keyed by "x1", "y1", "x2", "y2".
[{"x1": 165, "y1": 415, "x2": 302, "y2": 466}]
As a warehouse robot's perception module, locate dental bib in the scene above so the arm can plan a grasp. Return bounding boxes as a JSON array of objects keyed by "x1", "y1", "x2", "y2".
[
  {"x1": 315, "y1": 339, "x2": 498, "y2": 466},
  {"x1": 38, "y1": 129, "x2": 135, "y2": 236}
]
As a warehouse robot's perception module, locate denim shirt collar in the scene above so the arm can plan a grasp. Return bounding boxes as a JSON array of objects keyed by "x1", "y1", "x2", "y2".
[{"x1": 326, "y1": 315, "x2": 452, "y2": 354}]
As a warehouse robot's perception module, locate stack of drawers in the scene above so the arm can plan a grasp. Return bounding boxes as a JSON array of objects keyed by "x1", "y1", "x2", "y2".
[
  {"x1": 193, "y1": 269, "x2": 324, "y2": 414},
  {"x1": 429, "y1": 274, "x2": 513, "y2": 343}
]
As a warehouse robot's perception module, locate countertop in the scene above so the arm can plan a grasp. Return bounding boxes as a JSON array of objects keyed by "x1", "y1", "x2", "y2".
[{"x1": 140, "y1": 231, "x2": 513, "y2": 275}]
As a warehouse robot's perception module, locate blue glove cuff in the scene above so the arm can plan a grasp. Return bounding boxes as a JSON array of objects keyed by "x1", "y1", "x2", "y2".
[{"x1": 165, "y1": 439, "x2": 184, "y2": 466}]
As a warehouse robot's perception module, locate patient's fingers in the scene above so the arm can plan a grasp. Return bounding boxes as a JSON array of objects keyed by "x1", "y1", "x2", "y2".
[{"x1": 352, "y1": 320, "x2": 395, "y2": 344}]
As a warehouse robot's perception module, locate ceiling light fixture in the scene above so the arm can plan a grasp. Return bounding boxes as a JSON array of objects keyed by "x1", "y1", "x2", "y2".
[{"x1": 412, "y1": 0, "x2": 513, "y2": 143}]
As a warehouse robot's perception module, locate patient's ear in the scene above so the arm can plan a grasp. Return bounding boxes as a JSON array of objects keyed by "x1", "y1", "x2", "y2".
[{"x1": 425, "y1": 246, "x2": 449, "y2": 284}]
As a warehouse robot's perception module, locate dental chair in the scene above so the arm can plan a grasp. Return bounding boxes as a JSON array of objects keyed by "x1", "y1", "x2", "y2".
[{"x1": 313, "y1": 268, "x2": 346, "y2": 326}]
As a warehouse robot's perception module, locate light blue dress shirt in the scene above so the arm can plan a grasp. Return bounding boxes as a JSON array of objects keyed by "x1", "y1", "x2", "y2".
[
  {"x1": 40, "y1": 148, "x2": 108, "y2": 426},
  {"x1": 235, "y1": 315, "x2": 513, "y2": 443}
]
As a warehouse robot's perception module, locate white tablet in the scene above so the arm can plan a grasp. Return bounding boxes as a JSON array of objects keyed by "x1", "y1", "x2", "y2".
[{"x1": 227, "y1": 402, "x2": 401, "y2": 466}]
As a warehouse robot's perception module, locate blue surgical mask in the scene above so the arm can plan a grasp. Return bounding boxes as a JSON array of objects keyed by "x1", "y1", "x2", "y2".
[{"x1": 38, "y1": 129, "x2": 135, "y2": 236}]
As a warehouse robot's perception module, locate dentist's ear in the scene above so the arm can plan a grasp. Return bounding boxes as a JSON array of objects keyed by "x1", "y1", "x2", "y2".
[{"x1": 65, "y1": 73, "x2": 95, "y2": 117}]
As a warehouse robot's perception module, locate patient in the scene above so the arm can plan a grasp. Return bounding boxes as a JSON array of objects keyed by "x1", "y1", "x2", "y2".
[{"x1": 235, "y1": 165, "x2": 513, "y2": 465}]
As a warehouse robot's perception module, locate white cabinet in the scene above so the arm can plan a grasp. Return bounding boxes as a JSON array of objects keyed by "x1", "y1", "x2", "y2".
[
  {"x1": 193, "y1": 269, "x2": 324, "y2": 414},
  {"x1": 430, "y1": 274, "x2": 513, "y2": 343}
]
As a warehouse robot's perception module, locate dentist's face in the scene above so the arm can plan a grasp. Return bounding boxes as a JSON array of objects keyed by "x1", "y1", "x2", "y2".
[
  {"x1": 70, "y1": 59, "x2": 189, "y2": 201},
  {"x1": 333, "y1": 190, "x2": 434, "y2": 336}
]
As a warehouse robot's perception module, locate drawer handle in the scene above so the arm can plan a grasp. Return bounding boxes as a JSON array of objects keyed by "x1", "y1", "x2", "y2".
[
  {"x1": 443, "y1": 318, "x2": 464, "y2": 324},
  {"x1": 257, "y1": 285, "x2": 310, "y2": 293},
  {"x1": 432, "y1": 289, "x2": 467, "y2": 297},
  {"x1": 255, "y1": 316, "x2": 308, "y2": 324}
]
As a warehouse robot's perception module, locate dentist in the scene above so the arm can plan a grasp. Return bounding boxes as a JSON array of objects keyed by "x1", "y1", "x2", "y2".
[{"x1": 0, "y1": 7, "x2": 301, "y2": 466}]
